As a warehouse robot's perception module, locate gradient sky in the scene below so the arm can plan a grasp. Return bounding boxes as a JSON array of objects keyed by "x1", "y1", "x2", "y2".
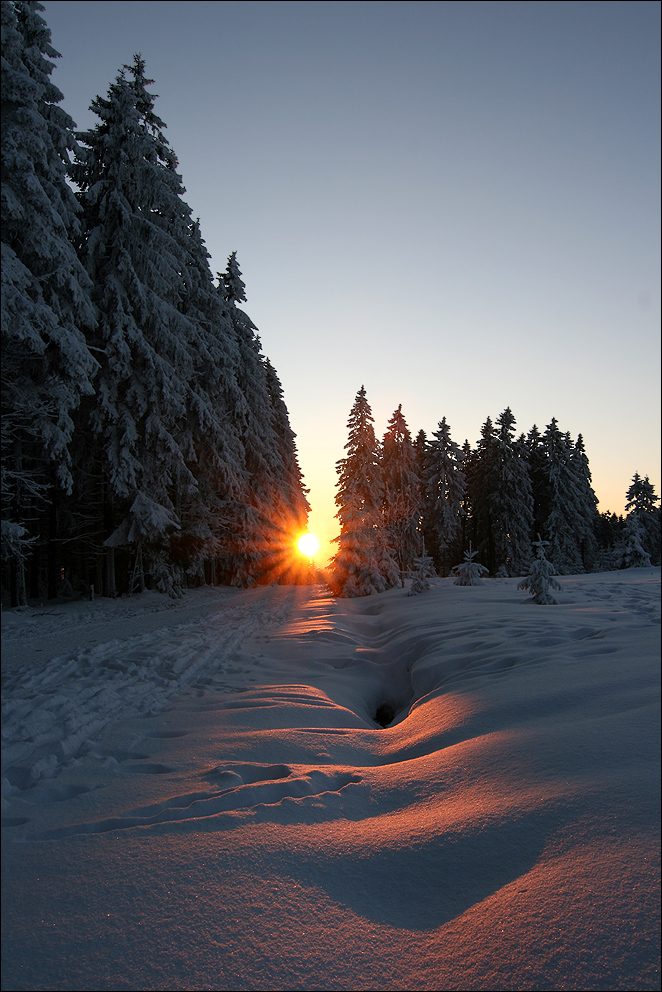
[{"x1": 42, "y1": 0, "x2": 660, "y2": 564}]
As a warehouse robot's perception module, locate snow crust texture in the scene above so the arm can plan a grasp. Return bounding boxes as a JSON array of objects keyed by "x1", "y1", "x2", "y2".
[{"x1": 2, "y1": 569, "x2": 660, "y2": 991}]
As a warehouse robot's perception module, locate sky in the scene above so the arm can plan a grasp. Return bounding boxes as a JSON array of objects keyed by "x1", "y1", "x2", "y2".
[{"x1": 42, "y1": 0, "x2": 660, "y2": 565}]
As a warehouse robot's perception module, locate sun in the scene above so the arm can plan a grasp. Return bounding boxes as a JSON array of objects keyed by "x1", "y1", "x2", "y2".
[{"x1": 297, "y1": 532, "x2": 319, "y2": 559}]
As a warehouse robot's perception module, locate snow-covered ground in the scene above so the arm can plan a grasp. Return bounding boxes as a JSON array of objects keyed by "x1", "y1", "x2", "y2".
[{"x1": 2, "y1": 569, "x2": 660, "y2": 991}]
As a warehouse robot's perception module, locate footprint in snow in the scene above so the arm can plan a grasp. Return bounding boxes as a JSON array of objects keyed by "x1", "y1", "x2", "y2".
[{"x1": 29, "y1": 764, "x2": 361, "y2": 839}]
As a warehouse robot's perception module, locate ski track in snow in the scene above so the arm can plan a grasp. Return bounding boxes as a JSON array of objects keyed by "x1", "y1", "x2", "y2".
[{"x1": 1, "y1": 585, "x2": 308, "y2": 800}]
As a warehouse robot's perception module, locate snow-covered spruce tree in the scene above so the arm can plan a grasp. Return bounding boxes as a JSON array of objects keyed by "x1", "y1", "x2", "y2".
[
  {"x1": 518, "y1": 535, "x2": 563, "y2": 604},
  {"x1": 381, "y1": 404, "x2": 422, "y2": 584},
  {"x1": 623, "y1": 473, "x2": 660, "y2": 566},
  {"x1": 216, "y1": 254, "x2": 309, "y2": 584},
  {"x1": 262, "y1": 358, "x2": 310, "y2": 581},
  {"x1": 218, "y1": 251, "x2": 246, "y2": 307},
  {"x1": 423, "y1": 417, "x2": 465, "y2": 576},
  {"x1": 460, "y1": 437, "x2": 473, "y2": 549},
  {"x1": 168, "y1": 220, "x2": 247, "y2": 583},
  {"x1": 414, "y1": 428, "x2": 434, "y2": 558},
  {"x1": 526, "y1": 424, "x2": 549, "y2": 541},
  {"x1": 626, "y1": 473, "x2": 661, "y2": 516},
  {"x1": 414, "y1": 429, "x2": 427, "y2": 463},
  {"x1": 329, "y1": 386, "x2": 398, "y2": 597},
  {"x1": 462, "y1": 410, "x2": 533, "y2": 577},
  {"x1": 489, "y1": 408, "x2": 533, "y2": 576},
  {"x1": 451, "y1": 542, "x2": 489, "y2": 586},
  {"x1": 72, "y1": 56, "x2": 217, "y2": 593},
  {"x1": 569, "y1": 434, "x2": 599, "y2": 570},
  {"x1": 413, "y1": 429, "x2": 428, "y2": 493},
  {"x1": 216, "y1": 253, "x2": 270, "y2": 583},
  {"x1": 540, "y1": 419, "x2": 596, "y2": 573},
  {"x1": 264, "y1": 358, "x2": 309, "y2": 525},
  {"x1": 621, "y1": 516, "x2": 652, "y2": 568},
  {"x1": 1, "y1": 0, "x2": 98, "y2": 604},
  {"x1": 464, "y1": 416, "x2": 498, "y2": 573}
]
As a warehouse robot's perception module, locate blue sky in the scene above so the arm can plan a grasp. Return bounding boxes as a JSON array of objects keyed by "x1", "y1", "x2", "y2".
[{"x1": 43, "y1": 0, "x2": 660, "y2": 562}]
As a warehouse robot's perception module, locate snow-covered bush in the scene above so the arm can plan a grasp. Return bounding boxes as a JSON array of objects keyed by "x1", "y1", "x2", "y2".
[
  {"x1": 148, "y1": 553, "x2": 184, "y2": 599},
  {"x1": 1, "y1": 519, "x2": 32, "y2": 562},
  {"x1": 408, "y1": 555, "x2": 436, "y2": 595},
  {"x1": 451, "y1": 543, "x2": 489, "y2": 586},
  {"x1": 518, "y1": 536, "x2": 562, "y2": 604}
]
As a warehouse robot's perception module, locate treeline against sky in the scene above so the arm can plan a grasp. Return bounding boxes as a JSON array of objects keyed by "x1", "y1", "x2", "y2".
[
  {"x1": 329, "y1": 387, "x2": 660, "y2": 597},
  {"x1": 2, "y1": 2, "x2": 309, "y2": 606}
]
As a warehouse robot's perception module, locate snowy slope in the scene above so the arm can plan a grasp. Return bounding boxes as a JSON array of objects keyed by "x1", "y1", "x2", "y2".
[{"x1": 2, "y1": 569, "x2": 660, "y2": 991}]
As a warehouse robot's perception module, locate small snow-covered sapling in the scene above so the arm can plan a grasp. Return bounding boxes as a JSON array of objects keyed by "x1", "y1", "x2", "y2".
[
  {"x1": 518, "y1": 535, "x2": 562, "y2": 604},
  {"x1": 451, "y1": 543, "x2": 489, "y2": 586},
  {"x1": 408, "y1": 555, "x2": 436, "y2": 595}
]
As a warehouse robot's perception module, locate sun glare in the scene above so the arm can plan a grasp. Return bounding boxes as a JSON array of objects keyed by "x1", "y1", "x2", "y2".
[{"x1": 297, "y1": 532, "x2": 319, "y2": 559}]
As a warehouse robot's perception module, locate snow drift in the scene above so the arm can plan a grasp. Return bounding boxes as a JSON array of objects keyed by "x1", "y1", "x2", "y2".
[{"x1": 2, "y1": 569, "x2": 660, "y2": 991}]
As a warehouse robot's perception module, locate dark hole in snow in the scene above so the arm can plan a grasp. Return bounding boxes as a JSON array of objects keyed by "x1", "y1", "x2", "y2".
[
  {"x1": 4, "y1": 766, "x2": 32, "y2": 790},
  {"x1": 374, "y1": 704, "x2": 395, "y2": 728}
]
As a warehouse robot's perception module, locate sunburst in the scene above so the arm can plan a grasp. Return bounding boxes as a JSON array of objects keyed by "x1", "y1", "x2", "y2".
[{"x1": 297, "y1": 532, "x2": 319, "y2": 560}]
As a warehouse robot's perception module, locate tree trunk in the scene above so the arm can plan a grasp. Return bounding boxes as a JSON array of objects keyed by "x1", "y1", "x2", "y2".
[
  {"x1": 105, "y1": 546, "x2": 116, "y2": 598},
  {"x1": 47, "y1": 477, "x2": 58, "y2": 600},
  {"x1": 10, "y1": 557, "x2": 18, "y2": 609}
]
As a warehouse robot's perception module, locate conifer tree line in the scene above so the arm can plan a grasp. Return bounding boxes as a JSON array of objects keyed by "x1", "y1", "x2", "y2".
[
  {"x1": 329, "y1": 386, "x2": 660, "y2": 597},
  {"x1": 2, "y1": 1, "x2": 309, "y2": 605}
]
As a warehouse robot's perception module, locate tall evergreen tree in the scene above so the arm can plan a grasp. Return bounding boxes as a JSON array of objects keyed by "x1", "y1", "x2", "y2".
[
  {"x1": 540, "y1": 419, "x2": 585, "y2": 572},
  {"x1": 463, "y1": 410, "x2": 534, "y2": 575},
  {"x1": 489, "y1": 408, "x2": 533, "y2": 575},
  {"x1": 423, "y1": 417, "x2": 465, "y2": 576},
  {"x1": 526, "y1": 424, "x2": 549, "y2": 540},
  {"x1": 413, "y1": 430, "x2": 428, "y2": 486},
  {"x1": 2, "y1": 17, "x2": 310, "y2": 597},
  {"x1": 218, "y1": 253, "x2": 275, "y2": 496},
  {"x1": 381, "y1": 404, "x2": 422, "y2": 583},
  {"x1": 72, "y1": 55, "x2": 210, "y2": 590},
  {"x1": 216, "y1": 253, "x2": 306, "y2": 583},
  {"x1": 261, "y1": 357, "x2": 311, "y2": 580},
  {"x1": 569, "y1": 433, "x2": 599, "y2": 570},
  {"x1": 219, "y1": 251, "x2": 247, "y2": 306},
  {"x1": 460, "y1": 437, "x2": 473, "y2": 551},
  {"x1": 169, "y1": 221, "x2": 246, "y2": 582},
  {"x1": 626, "y1": 473, "x2": 660, "y2": 516},
  {"x1": 330, "y1": 387, "x2": 398, "y2": 596},
  {"x1": 465, "y1": 416, "x2": 498, "y2": 573},
  {"x1": 624, "y1": 473, "x2": 660, "y2": 565},
  {"x1": 1, "y1": 0, "x2": 97, "y2": 603},
  {"x1": 264, "y1": 359, "x2": 309, "y2": 524}
]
